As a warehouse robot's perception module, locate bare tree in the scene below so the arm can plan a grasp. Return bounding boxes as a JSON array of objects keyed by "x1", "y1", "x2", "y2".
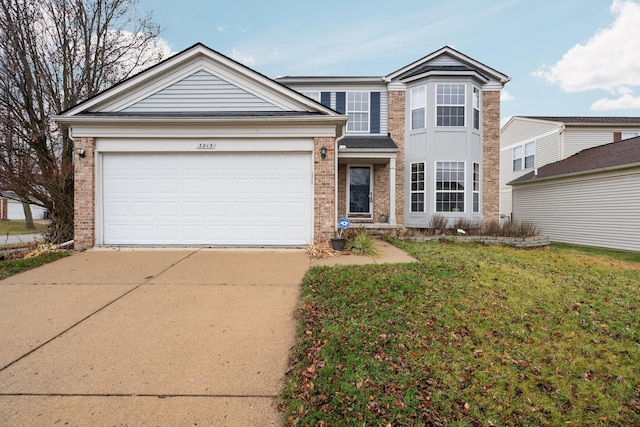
[{"x1": 0, "y1": 0, "x2": 168, "y2": 242}]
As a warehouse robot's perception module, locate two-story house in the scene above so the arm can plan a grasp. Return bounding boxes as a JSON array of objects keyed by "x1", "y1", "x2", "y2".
[
  {"x1": 500, "y1": 116, "x2": 640, "y2": 219},
  {"x1": 56, "y1": 43, "x2": 508, "y2": 249}
]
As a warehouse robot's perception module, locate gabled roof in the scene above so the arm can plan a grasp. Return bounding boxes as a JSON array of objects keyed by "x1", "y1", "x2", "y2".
[
  {"x1": 509, "y1": 136, "x2": 640, "y2": 185},
  {"x1": 385, "y1": 45, "x2": 509, "y2": 87},
  {"x1": 57, "y1": 43, "x2": 340, "y2": 118}
]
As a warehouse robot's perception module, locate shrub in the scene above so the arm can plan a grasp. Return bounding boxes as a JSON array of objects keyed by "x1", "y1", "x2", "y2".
[
  {"x1": 429, "y1": 214, "x2": 448, "y2": 233},
  {"x1": 347, "y1": 231, "x2": 379, "y2": 256}
]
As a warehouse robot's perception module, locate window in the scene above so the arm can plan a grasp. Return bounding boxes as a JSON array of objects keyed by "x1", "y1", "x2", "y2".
[
  {"x1": 513, "y1": 141, "x2": 535, "y2": 171},
  {"x1": 436, "y1": 161, "x2": 465, "y2": 212},
  {"x1": 436, "y1": 84, "x2": 465, "y2": 126},
  {"x1": 411, "y1": 86, "x2": 426, "y2": 129},
  {"x1": 410, "y1": 162, "x2": 425, "y2": 212},
  {"x1": 473, "y1": 87, "x2": 480, "y2": 130},
  {"x1": 302, "y1": 91, "x2": 320, "y2": 102},
  {"x1": 622, "y1": 131, "x2": 640, "y2": 139},
  {"x1": 346, "y1": 92, "x2": 369, "y2": 132},
  {"x1": 472, "y1": 163, "x2": 480, "y2": 213}
]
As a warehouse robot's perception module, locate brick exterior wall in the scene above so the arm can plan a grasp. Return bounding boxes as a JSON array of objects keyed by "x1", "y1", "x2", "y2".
[
  {"x1": 314, "y1": 137, "x2": 337, "y2": 242},
  {"x1": 482, "y1": 90, "x2": 501, "y2": 222},
  {"x1": 373, "y1": 163, "x2": 390, "y2": 222},
  {"x1": 74, "y1": 137, "x2": 96, "y2": 250},
  {"x1": 387, "y1": 90, "x2": 405, "y2": 225}
]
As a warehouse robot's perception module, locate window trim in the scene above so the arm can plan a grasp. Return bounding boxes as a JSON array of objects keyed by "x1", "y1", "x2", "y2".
[
  {"x1": 435, "y1": 161, "x2": 466, "y2": 213},
  {"x1": 436, "y1": 83, "x2": 466, "y2": 127},
  {"x1": 472, "y1": 162, "x2": 480, "y2": 213},
  {"x1": 512, "y1": 141, "x2": 535, "y2": 171},
  {"x1": 346, "y1": 91, "x2": 370, "y2": 133},
  {"x1": 410, "y1": 86, "x2": 426, "y2": 130},
  {"x1": 472, "y1": 87, "x2": 480, "y2": 130},
  {"x1": 410, "y1": 162, "x2": 426, "y2": 212}
]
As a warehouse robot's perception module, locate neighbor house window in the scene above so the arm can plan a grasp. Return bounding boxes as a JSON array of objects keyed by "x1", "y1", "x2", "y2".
[
  {"x1": 622, "y1": 131, "x2": 640, "y2": 139},
  {"x1": 435, "y1": 161, "x2": 465, "y2": 212},
  {"x1": 472, "y1": 162, "x2": 480, "y2": 213},
  {"x1": 411, "y1": 86, "x2": 426, "y2": 129},
  {"x1": 302, "y1": 91, "x2": 320, "y2": 102},
  {"x1": 473, "y1": 87, "x2": 480, "y2": 130},
  {"x1": 410, "y1": 162, "x2": 425, "y2": 212},
  {"x1": 346, "y1": 92, "x2": 369, "y2": 132},
  {"x1": 513, "y1": 141, "x2": 535, "y2": 171},
  {"x1": 436, "y1": 84, "x2": 465, "y2": 126}
]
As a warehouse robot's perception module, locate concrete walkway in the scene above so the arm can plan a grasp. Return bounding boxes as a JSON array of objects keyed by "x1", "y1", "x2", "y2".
[{"x1": 0, "y1": 241, "x2": 415, "y2": 426}]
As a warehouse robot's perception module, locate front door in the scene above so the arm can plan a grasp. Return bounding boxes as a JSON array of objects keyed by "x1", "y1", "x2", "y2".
[{"x1": 348, "y1": 165, "x2": 373, "y2": 219}]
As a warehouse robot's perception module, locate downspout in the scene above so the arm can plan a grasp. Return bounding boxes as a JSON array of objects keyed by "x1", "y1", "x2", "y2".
[{"x1": 334, "y1": 123, "x2": 347, "y2": 236}]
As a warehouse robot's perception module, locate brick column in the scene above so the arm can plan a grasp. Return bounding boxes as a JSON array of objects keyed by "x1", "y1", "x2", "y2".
[
  {"x1": 482, "y1": 90, "x2": 501, "y2": 222},
  {"x1": 314, "y1": 137, "x2": 336, "y2": 243},
  {"x1": 74, "y1": 137, "x2": 96, "y2": 250},
  {"x1": 387, "y1": 90, "x2": 405, "y2": 225}
]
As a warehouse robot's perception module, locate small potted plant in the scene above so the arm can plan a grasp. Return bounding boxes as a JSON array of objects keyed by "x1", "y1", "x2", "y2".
[{"x1": 330, "y1": 217, "x2": 350, "y2": 251}]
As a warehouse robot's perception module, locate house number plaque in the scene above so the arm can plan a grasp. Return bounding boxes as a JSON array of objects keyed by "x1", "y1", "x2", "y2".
[{"x1": 196, "y1": 143, "x2": 216, "y2": 150}]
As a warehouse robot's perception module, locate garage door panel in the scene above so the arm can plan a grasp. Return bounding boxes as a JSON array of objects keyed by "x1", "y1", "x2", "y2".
[{"x1": 102, "y1": 152, "x2": 311, "y2": 245}]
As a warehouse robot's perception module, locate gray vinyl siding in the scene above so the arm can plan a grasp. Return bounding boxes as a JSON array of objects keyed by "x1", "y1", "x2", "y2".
[
  {"x1": 512, "y1": 168, "x2": 640, "y2": 252},
  {"x1": 124, "y1": 70, "x2": 280, "y2": 112},
  {"x1": 563, "y1": 128, "x2": 639, "y2": 157},
  {"x1": 428, "y1": 54, "x2": 461, "y2": 66},
  {"x1": 500, "y1": 118, "x2": 559, "y2": 149}
]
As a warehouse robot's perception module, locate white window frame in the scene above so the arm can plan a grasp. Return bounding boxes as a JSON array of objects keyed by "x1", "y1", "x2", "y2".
[
  {"x1": 622, "y1": 131, "x2": 640, "y2": 139},
  {"x1": 436, "y1": 83, "x2": 466, "y2": 127},
  {"x1": 435, "y1": 161, "x2": 465, "y2": 213},
  {"x1": 410, "y1": 162, "x2": 426, "y2": 212},
  {"x1": 302, "y1": 91, "x2": 321, "y2": 102},
  {"x1": 472, "y1": 162, "x2": 480, "y2": 213},
  {"x1": 513, "y1": 141, "x2": 535, "y2": 171},
  {"x1": 410, "y1": 86, "x2": 426, "y2": 130},
  {"x1": 473, "y1": 87, "x2": 480, "y2": 130},
  {"x1": 346, "y1": 91, "x2": 370, "y2": 133}
]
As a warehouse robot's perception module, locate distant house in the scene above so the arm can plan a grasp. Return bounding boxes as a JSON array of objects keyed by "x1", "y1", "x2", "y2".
[
  {"x1": 55, "y1": 43, "x2": 509, "y2": 250},
  {"x1": 508, "y1": 137, "x2": 640, "y2": 252},
  {"x1": 0, "y1": 191, "x2": 48, "y2": 221},
  {"x1": 500, "y1": 116, "x2": 640, "y2": 219}
]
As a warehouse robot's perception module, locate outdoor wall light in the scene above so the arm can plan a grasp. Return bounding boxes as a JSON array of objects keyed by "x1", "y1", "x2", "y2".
[
  {"x1": 320, "y1": 147, "x2": 327, "y2": 160},
  {"x1": 76, "y1": 148, "x2": 86, "y2": 158}
]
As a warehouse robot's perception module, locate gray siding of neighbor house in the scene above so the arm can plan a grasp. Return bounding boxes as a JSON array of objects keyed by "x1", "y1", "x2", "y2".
[
  {"x1": 563, "y1": 128, "x2": 640, "y2": 157},
  {"x1": 512, "y1": 167, "x2": 640, "y2": 252},
  {"x1": 123, "y1": 70, "x2": 281, "y2": 112}
]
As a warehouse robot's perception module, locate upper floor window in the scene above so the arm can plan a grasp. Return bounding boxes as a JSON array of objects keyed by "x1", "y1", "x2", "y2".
[
  {"x1": 622, "y1": 131, "x2": 640, "y2": 139},
  {"x1": 346, "y1": 92, "x2": 369, "y2": 132},
  {"x1": 513, "y1": 141, "x2": 535, "y2": 171},
  {"x1": 302, "y1": 91, "x2": 320, "y2": 102},
  {"x1": 435, "y1": 161, "x2": 465, "y2": 212},
  {"x1": 436, "y1": 84, "x2": 465, "y2": 127},
  {"x1": 411, "y1": 86, "x2": 426, "y2": 129},
  {"x1": 473, "y1": 87, "x2": 480, "y2": 130}
]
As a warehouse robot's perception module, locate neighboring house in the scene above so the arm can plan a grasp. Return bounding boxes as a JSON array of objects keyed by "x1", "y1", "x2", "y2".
[
  {"x1": 54, "y1": 43, "x2": 508, "y2": 250},
  {"x1": 0, "y1": 191, "x2": 48, "y2": 221},
  {"x1": 500, "y1": 116, "x2": 640, "y2": 219},
  {"x1": 508, "y1": 137, "x2": 640, "y2": 252}
]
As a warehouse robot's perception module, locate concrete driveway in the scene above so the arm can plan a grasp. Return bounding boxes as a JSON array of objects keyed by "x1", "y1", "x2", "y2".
[{"x1": 0, "y1": 248, "x2": 310, "y2": 426}]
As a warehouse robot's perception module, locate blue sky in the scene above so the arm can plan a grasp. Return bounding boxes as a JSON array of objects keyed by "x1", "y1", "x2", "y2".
[{"x1": 137, "y1": 0, "x2": 640, "y2": 123}]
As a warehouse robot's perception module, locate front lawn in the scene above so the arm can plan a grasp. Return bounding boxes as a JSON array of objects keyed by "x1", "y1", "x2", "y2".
[
  {"x1": 0, "y1": 251, "x2": 70, "y2": 280},
  {"x1": 0, "y1": 220, "x2": 47, "y2": 235},
  {"x1": 281, "y1": 241, "x2": 640, "y2": 426}
]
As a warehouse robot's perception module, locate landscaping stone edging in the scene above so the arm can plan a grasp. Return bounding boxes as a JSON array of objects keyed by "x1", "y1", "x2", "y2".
[{"x1": 401, "y1": 234, "x2": 551, "y2": 248}]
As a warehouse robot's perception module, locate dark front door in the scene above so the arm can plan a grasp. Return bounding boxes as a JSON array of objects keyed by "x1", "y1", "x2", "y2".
[{"x1": 348, "y1": 166, "x2": 372, "y2": 218}]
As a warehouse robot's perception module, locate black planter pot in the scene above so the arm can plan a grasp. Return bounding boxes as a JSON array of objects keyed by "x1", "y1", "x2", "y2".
[{"x1": 330, "y1": 237, "x2": 347, "y2": 251}]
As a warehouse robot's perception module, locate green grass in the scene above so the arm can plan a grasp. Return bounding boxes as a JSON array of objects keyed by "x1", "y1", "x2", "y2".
[
  {"x1": 0, "y1": 220, "x2": 47, "y2": 235},
  {"x1": 281, "y1": 240, "x2": 640, "y2": 426},
  {"x1": 0, "y1": 251, "x2": 70, "y2": 280},
  {"x1": 552, "y1": 243, "x2": 640, "y2": 264}
]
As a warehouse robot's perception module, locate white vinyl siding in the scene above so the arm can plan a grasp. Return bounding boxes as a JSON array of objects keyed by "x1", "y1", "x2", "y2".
[
  {"x1": 512, "y1": 168, "x2": 640, "y2": 252},
  {"x1": 563, "y1": 129, "x2": 636, "y2": 158},
  {"x1": 123, "y1": 70, "x2": 280, "y2": 113}
]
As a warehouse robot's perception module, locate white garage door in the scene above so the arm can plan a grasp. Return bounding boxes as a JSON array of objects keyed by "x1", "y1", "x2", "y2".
[{"x1": 102, "y1": 152, "x2": 312, "y2": 245}]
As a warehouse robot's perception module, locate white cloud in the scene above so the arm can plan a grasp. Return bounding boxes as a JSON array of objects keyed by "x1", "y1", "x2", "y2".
[
  {"x1": 217, "y1": 25, "x2": 227, "y2": 32},
  {"x1": 533, "y1": 1, "x2": 640, "y2": 96},
  {"x1": 591, "y1": 93, "x2": 640, "y2": 110},
  {"x1": 231, "y1": 48, "x2": 255, "y2": 66},
  {"x1": 501, "y1": 90, "x2": 515, "y2": 102}
]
